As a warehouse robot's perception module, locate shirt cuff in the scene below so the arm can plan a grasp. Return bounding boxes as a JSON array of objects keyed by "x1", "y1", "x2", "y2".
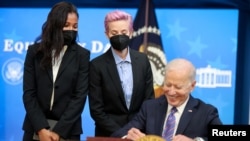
[{"x1": 121, "y1": 135, "x2": 127, "y2": 139}]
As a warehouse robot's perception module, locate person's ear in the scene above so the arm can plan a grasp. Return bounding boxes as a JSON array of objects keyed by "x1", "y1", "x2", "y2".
[
  {"x1": 191, "y1": 81, "x2": 196, "y2": 90},
  {"x1": 105, "y1": 31, "x2": 110, "y2": 39}
]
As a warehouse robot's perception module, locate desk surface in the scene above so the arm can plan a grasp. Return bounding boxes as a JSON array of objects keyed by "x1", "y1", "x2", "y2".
[
  {"x1": 86, "y1": 136, "x2": 130, "y2": 141},
  {"x1": 86, "y1": 135, "x2": 166, "y2": 141}
]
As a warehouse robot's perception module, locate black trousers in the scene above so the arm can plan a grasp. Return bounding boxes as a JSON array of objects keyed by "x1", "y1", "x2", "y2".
[{"x1": 23, "y1": 131, "x2": 80, "y2": 141}]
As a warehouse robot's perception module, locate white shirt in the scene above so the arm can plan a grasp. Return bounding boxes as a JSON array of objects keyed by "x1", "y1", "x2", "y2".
[
  {"x1": 162, "y1": 96, "x2": 190, "y2": 136},
  {"x1": 111, "y1": 48, "x2": 133, "y2": 109},
  {"x1": 50, "y1": 45, "x2": 67, "y2": 110}
]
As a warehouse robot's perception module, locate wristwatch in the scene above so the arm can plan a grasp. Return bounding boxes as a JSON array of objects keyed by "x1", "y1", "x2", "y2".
[{"x1": 193, "y1": 137, "x2": 204, "y2": 141}]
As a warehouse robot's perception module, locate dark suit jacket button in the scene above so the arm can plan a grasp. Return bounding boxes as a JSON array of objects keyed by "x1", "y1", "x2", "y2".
[{"x1": 54, "y1": 85, "x2": 59, "y2": 89}]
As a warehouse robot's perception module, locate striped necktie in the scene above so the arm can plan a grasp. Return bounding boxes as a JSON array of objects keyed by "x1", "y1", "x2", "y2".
[{"x1": 163, "y1": 107, "x2": 177, "y2": 141}]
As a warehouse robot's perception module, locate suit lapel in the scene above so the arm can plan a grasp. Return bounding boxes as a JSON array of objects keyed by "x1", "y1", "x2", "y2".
[
  {"x1": 56, "y1": 44, "x2": 76, "y2": 80},
  {"x1": 129, "y1": 50, "x2": 140, "y2": 107},
  {"x1": 155, "y1": 96, "x2": 168, "y2": 135},
  {"x1": 105, "y1": 49, "x2": 127, "y2": 107},
  {"x1": 176, "y1": 96, "x2": 197, "y2": 134},
  {"x1": 34, "y1": 45, "x2": 53, "y2": 83},
  {"x1": 46, "y1": 68, "x2": 53, "y2": 82}
]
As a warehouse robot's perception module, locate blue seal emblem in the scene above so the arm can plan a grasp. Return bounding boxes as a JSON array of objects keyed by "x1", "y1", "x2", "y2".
[{"x1": 2, "y1": 58, "x2": 24, "y2": 85}]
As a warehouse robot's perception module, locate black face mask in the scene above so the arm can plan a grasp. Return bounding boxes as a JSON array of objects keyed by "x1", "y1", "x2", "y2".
[
  {"x1": 110, "y1": 35, "x2": 130, "y2": 51},
  {"x1": 63, "y1": 30, "x2": 77, "y2": 46}
]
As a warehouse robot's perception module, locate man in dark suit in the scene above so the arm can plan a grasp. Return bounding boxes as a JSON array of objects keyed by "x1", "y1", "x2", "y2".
[
  {"x1": 111, "y1": 58, "x2": 222, "y2": 141},
  {"x1": 88, "y1": 10, "x2": 154, "y2": 137}
]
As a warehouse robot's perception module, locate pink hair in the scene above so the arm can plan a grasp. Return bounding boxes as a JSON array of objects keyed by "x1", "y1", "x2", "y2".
[{"x1": 104, "y1": 10, "x2": 133, "y2": 33}]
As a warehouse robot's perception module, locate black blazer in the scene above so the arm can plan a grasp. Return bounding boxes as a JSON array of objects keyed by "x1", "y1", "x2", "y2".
[
  {"x1": 22, "y1": 43, "x2": 90, "y2": 139},
  {"x1": 111, "y1": 95, "x2": 223, "y2": 141},
  {"x1": 89, "y1": 48, "x2": 154, "y2": 136}
]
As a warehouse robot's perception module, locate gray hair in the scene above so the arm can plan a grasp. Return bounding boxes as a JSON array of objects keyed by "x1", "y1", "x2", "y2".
[{"x1": 165, "y1": 58, "x2": 196, "y2": 82}]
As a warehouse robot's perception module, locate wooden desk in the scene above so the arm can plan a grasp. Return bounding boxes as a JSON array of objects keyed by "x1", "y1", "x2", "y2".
[
  {"x1": 86, "y1": 137, "x2": 130, "y2": 141},
  {"x1": 86, "y1": 135, "x2": 165, "y2": 141}
]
